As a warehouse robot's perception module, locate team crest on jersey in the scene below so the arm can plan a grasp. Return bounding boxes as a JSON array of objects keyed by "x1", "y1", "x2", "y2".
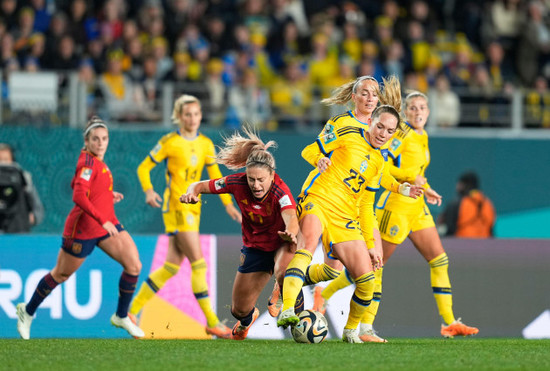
[
  {"x1": 80, "y1": 167, "x2": 92, "y2": 181},
  {"x1": 390, "y1": 138, "x2": 401, "y2": 152},
  {"x1": 425, "y1": 150, "x2": 430, "y2": 162},
  {"x1": 72, "y1": 242, "x2": 82, "y2": 255},
  {"x1": 186, "y1": 213, "x2": 195, "y2": 225},
  {"x1": 151, "y1": 143, "x2": 161, "y2": 155},
  {"x1": 359, "y1": 160, "x2": 368, "y2": 173},
  {"x1": 305, "y1": 202, "x2": 314, "y2": 211},
  {"x1": 191, "y1": 154, "x2": 198, "y2": 166},
  {"x1": 389, "y1": 225, "x2": 399, "y2": 237},
  {"x1": 253, "y1": 204, "x2": 261, "y2": 209},
  {"x1": 214, "y1": 178, "x2": 226, "y2": 190}
]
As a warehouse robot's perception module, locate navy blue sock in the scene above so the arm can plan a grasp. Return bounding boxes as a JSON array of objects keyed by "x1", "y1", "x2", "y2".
[
  {"x1": 26, "y1": 273, "x2": 59, "y2": 316},
  {"x1": 232, "y1": 307, "x2": 256, "y2": 326},
  {"x1": 294, "y1": 288, "x2": 304, "y2": 314},
  {"x1": 116, "y1": 272, "x2": 138, "y2": 318}
]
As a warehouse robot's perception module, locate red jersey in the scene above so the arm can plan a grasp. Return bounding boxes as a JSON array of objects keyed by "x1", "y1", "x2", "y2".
[
  {"x1": 63, "y1": 151, "x2": 119, "y2": 239},
  {"x1": 208, "y1": 173, "x2": 296, "y2": 252}
]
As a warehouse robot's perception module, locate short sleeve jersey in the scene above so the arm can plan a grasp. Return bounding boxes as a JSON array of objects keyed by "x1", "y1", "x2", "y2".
[
  {"x1": 208, "y1": 173, "x2": 296, "y2": 252},
  {"x1": 63, "y1": 151, "x2": 119, "y2": 239}
]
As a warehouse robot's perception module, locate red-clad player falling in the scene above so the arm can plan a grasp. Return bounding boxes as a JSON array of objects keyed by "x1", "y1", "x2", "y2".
[
  {"x1": 179, "y1": 128, "x2": 302, "y2": 340},
  {"x1": 16, "y1": 117, "x2": 144, "y2": 339}
]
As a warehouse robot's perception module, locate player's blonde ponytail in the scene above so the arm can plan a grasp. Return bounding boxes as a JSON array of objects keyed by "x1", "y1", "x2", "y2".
[
  {"x1": 217, "y1": 127, "x2": 277, "y2": 171},
  {"x1": 374, "y1": 75, "x2": 403, "y2": 129}
]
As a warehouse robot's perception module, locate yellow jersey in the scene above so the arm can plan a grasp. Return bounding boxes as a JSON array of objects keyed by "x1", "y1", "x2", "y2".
[
  {"x1": 376, "y1": 121, "x2": 430, "y2": 214},
  {"x1": 301, "y1": 126, "x2": 388, "y2": 219},
  {"x1": 301, "y1": 111, "x2": 400, "y2": 195},
  {"x1": 137, "y1": 130, "x2": 232, "y2": 213}
]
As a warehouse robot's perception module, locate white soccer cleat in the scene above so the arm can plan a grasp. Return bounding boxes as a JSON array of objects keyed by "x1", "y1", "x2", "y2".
[
  {"x1": 359, "y1": 327, "x2": 388, "y2": 343},
  {"x1": 342, "y1": 328, "x2": 363, "y2": 343},
  {"x1": 110, "y1": 313, "x2": 145, "y2": 338},
  {"x1": 277, "y1": 308, "x2": 299, "y2": 329},
  {"x1": 16, "y1": 303, "x2": 33, "y2": 340}
]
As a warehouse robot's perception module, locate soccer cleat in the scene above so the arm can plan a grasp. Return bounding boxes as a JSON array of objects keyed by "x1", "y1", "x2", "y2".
[
  {"x1": 342, "y1": 328, "x2": 363, "y2": 343},
  {"x1": 276, "y1": 308, "x2": 299, "y2": 329},
  {"x1": 312, "y1": 286, "x2": 326, "y2": 315},
  {"x1": 128, "y1": 312, "x2": 139, "y2": 324},
  {"x1": 127, "y1": 313, "x2": 142, "y2": 339},
  {"x1": 441, "y1": 318, "x2": 479, "y2": 338},
  {"x1": 232, "y1": 307, "x2": 259, "y2": 340},
  {"x1": 359, "y1": 327, "x2": 388, "y2": 343},
  {"x1": 267, "y1": 281, "x2": 282, "y2": 317},
  {"x1": 110, "y1": 313, "x2": 145, "y2": 338},
  {"x1": 16, "y1": 303, "x2": 33, "y2": 340},
  {"x1": 206, "y1": 321, "x2": 232, "y2": 339}
]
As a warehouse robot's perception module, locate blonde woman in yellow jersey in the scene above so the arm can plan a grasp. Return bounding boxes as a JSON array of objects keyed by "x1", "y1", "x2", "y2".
[
  {"x1": 299, "y1": 77, "x2": 417, "y2": 343},
  {"x1": 266, "y1": 75, "x2": 382, "y2": 317},
  {"x1": 374, "y1": 92, "x2": 478, "y2": 338},
  {"x1": 130, "y1": 94, "x2": 242, "y2": 338},
  {"x1": 277, "y1": 105, "x2": 421, "y2": 343}
]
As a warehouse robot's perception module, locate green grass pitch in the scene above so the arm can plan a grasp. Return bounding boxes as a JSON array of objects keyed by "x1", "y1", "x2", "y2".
[{"x1": 1, "y1": 338, "x2": 550, "y2": 370}]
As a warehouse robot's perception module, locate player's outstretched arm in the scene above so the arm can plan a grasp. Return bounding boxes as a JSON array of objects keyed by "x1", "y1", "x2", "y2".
[{"x1": 179, "y1": 180, "x2": 211, "y2": 204}]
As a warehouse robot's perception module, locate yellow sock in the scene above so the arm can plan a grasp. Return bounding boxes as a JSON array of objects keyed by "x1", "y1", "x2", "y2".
[
  {"x1": 429, "y1": 253, "x2": 455, "y2": 325},
  {"x1": 345, "y1": 272, "x2": 375, "y2": 329},
  {"x1": 304, "y1": 263, "x2": 341, "y2": 285},
  {"x1": 361, "y1": 268, "x2": 383, "y2": 325},
  {"x1": 130, "y1": 261, "x2": 179, "y2": 315},
  {"x1": 191, "y1": 258, "x2": 219, "y2": 327},
  {"x1": 281, "y1": 250, "x2": 312, "y2": 311},
  {"x1": 321, "y1": 269, "x2": 353, "y2": 300}
]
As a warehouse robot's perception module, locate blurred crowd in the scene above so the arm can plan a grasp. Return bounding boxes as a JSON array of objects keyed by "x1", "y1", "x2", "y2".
[{"x1": 2, "y1": 0, "x2": 550, "y2": 129}]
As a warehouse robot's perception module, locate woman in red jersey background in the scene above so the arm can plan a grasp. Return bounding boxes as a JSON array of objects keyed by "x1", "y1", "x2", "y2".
[
  {"x1": 16, "y1": 117, "x2": 144, "y2": 340},
  {"x1": 180, "y1": 128, "x2": 300, "y2": 341}
]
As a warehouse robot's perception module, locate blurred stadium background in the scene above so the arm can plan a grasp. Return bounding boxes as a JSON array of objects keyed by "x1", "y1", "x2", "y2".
[{"x1": 1, "y1": 0, "x2": 550, "y2": 339}]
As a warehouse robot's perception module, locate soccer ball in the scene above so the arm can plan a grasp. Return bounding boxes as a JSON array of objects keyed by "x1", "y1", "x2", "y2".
[{"x1": 291, "y1": 310, "x2": 328, "y2": 344}]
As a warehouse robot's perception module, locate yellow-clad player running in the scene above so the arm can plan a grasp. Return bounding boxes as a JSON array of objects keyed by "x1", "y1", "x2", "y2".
[
  {"x1": 374, "y1": 91, "x2": 478, "y2": 338},
  {"x1": 130, "y1": 94, "x2": 242, "y2": 338},
  {"x1": 277, "y1": 104, "x2": 422, "y2": 343},
  {"x1": 267, "y1": 76, "x2": 404, "y2": 322}
]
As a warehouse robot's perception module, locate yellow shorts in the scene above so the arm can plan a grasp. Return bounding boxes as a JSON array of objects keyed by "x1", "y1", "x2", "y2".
[
  {"x1": 376, "y1": 205, "x2": 435, "y2": 245},
  {"x1": 163, "y1": 202, "x2": 201, "y2": 234},
  {"x1": 297, "y1": 193, "x2": 364, "y2": 259}
]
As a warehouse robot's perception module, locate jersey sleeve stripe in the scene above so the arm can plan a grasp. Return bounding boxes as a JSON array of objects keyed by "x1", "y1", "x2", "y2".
[
  {"x1": 148, "y1": 153, "x2": 160, "y2": 164},
  {"x1": 316, "y1": 138, "x2": 328, "y2": 156},
  {"x1": 336, "y1": 126, "x2": 361, "y2": 136}
]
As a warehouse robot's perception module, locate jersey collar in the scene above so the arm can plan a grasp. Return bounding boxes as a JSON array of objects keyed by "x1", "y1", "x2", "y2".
[
  {"x1": 349, "y1": 110, "x2": 369, "y2": 126},
  {"x1": 177, "y1": 128, "x2": 199, "y2": 140}
]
